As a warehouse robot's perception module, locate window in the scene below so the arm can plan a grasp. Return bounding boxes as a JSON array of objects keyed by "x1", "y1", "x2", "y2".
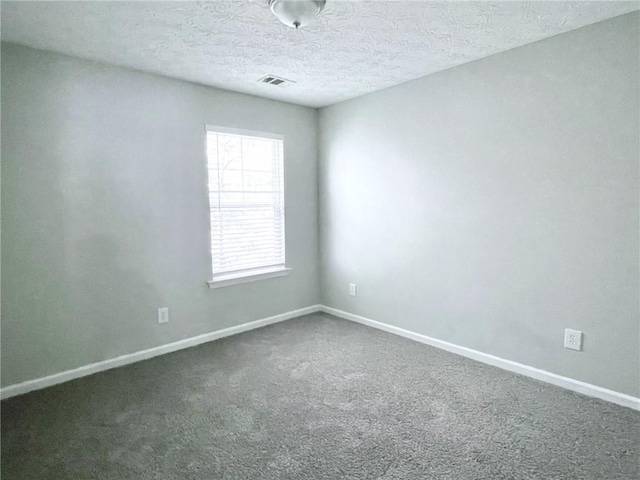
[{"x1": 205, "y1": 126, "x2": 289, "y2": 288}]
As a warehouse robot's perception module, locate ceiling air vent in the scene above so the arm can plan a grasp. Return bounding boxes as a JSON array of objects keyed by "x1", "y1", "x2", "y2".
[{"x1": 258, "y1": 75, "x2": 295, "y2": 86}]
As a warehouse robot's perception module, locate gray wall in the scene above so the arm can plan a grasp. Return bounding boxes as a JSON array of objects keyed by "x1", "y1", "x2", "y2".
[
  {"x1": 1, "y1": 43, "x2": 320, "y2": 387},
  {"x1": 319, "y1": 13, "x2": 639, "y2": 397}
]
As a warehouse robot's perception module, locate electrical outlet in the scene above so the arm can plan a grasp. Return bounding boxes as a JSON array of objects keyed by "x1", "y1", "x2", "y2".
[
  {"x1": 564, "y1": 328, "x2": 582, "y2": 351},
  {"x1": 158, "y1": 307, "x2": 169, "y2": 324},
  {"x1": 349, "y1": 283, "x2": 357, "y2": 296}
]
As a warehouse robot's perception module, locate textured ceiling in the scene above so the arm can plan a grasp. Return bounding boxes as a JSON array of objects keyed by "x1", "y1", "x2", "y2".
[{"x1": 2, "y1": 1, "x2": 638, "y2": 107}]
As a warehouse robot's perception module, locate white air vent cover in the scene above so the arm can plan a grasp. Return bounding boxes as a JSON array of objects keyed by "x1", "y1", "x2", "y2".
[{"x1": 258, "y1": 75, "x2": 295, "y2": 86}]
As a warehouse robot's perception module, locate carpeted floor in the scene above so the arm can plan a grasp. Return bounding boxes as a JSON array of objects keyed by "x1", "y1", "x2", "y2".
[{"x1": 2, "y1": 313, "x2": 638, "y2": 479}]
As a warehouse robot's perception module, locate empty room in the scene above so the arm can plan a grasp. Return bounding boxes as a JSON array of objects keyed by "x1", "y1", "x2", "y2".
[{"x1": 1, "y1": 1, "x2": 639, "y2": 478}]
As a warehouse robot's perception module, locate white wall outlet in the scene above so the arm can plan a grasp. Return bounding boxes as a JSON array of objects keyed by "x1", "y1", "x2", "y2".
[
  {"x1": 158, "y1": 307, "x2": 169, "y2": 324},
  {"x1": 349, "y1": 283, "x2": 357, "y2": 296},
  {"x1": 564, "y1": 328, "x2": 583, "y2": 351}
]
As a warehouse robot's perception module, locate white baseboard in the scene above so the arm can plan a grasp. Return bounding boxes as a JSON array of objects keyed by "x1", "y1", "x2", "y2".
[
  {"x1": 321, "y1": 306, "x2": 640, "y2": 411},
  {"x1": 4, "y1": 303, "x2": 638, "y2": 411},
  {"x1": 0, "y1": 304, "x2": 322, "y2": 400}
]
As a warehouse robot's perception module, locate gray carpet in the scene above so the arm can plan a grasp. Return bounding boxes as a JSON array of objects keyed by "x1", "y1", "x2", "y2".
[{"x1": 2, "y1": 313, "x2": 638, "y2": 479}]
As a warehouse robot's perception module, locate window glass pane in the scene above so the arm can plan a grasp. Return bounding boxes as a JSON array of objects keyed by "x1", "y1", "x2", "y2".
[
  {"x1": 219, "y1": 169, "x2": 244, "y2": 191},
  {"x1": 243, "y1": 138, "x2": 277, "y2": 171},
  {"x1": 243, "y1": 170, "x2": 274, "y2": 191}
]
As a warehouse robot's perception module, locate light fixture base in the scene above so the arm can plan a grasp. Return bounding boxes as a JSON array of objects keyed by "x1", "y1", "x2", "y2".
[{"x1": 269, "y1": 0, "x2": 326, "y2": 29}]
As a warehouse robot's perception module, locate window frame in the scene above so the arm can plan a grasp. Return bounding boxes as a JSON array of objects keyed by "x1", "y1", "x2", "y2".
[{"x1": 205, "y1": 125, "x2": 290, "y2": 289}]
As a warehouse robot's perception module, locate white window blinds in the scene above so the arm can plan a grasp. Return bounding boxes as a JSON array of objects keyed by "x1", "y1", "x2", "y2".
[{"x1": 206, "y1": 126, "x2": 285, "y2": 277}]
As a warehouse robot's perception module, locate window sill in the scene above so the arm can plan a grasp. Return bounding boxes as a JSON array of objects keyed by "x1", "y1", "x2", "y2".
[{"x1": 207, "y1": 266, "x2": 291, "y2": 289}]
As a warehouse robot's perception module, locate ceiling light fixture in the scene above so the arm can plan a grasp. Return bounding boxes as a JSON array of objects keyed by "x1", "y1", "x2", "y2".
[{"x1": 269, "y1": 0, "x2": 326, "y2": 29}]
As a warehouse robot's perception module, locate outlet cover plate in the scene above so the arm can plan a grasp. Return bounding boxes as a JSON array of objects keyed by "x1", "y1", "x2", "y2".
[
  {"x1": 564, "y1": 328, "x2": 583, "y2": 351},
  {"x1": 158, "y1": 307, "x2": 169, "y2": 324},
  {"x1": 349, "y1": 283, "x2": 357, "y2": 296}
]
